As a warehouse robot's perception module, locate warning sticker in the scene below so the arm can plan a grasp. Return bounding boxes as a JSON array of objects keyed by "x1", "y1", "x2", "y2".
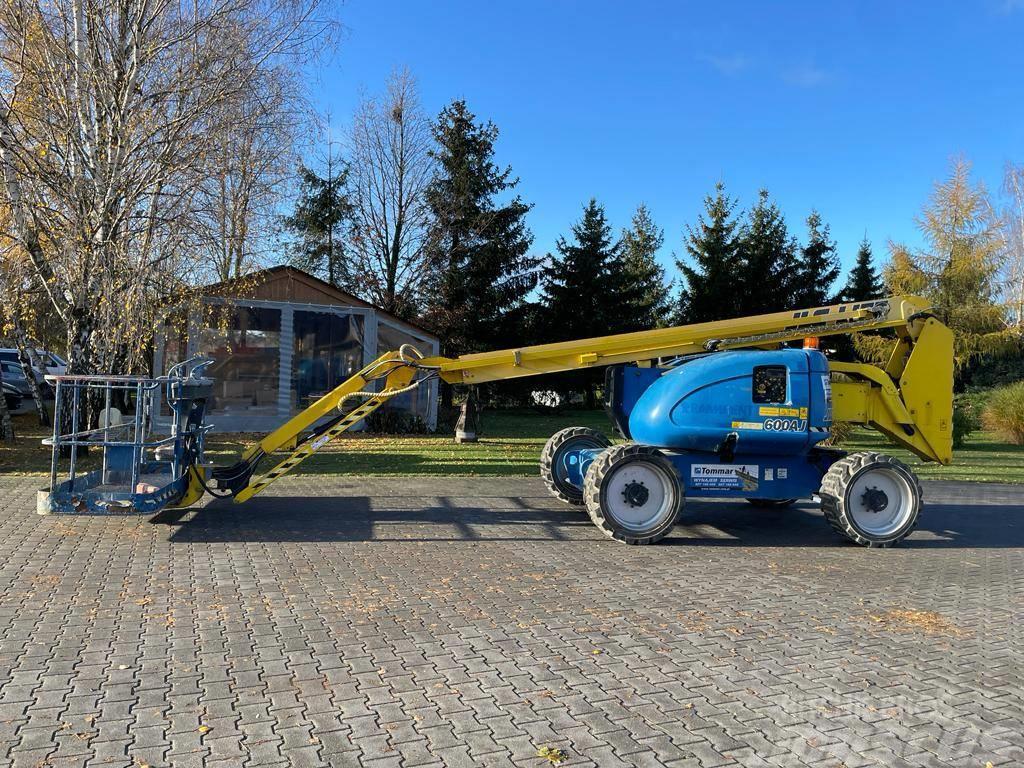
[
  {"x1": 310, "y1": 434, "x2": 332, "y2": 451},
  {"x1": 759, "y1": 406, "x2": 808, "y2": 418},
  {"x1": 731, "y1": 421, "x2": 764, "y2": 430},
  {"x1": 690, "y1": 464, "x2": 760, "y2": 491},
  {"x1": 822, "y1": 375, "x2": 832, "y2": 423}
]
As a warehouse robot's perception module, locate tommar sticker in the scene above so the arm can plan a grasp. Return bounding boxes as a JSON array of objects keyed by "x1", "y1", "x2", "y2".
[{"x1": 691, "y1": 464, "x2": 760, "y2": 491}]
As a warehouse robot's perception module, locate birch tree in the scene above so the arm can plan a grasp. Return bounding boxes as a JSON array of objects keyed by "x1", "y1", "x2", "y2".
[
  {"x1": 1002, "y1": 162, "x2": 1024, "y2": 329},
  {"x1": 0, "y1": 200, "x2": 53, "y2": 424},
  {"x1": 0, "y1": 366, "x2": 11, "y2": 442},
  {"x1": 0, "y1": 0, "x2": 336, "y2": 387},
  {"x1": 197, "y1": 63, "x2": 303, "y2": 282},
  {"x1": 346, "y1": 70, "x2": 434, "y2": 319}
]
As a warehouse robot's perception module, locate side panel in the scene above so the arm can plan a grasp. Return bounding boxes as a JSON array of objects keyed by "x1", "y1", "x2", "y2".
[
  {"x1": 667, "y1": 452, "x2": 836, "y2": 500},
  {"x1": 627, "y1": 349, "x2": 831, "y2": 455},
  {"x1": 562, "y1": 448, "x2": 842, "y2": 501}
]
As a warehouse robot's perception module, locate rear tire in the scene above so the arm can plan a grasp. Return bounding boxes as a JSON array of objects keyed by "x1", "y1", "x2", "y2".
[
  {"x1": 540, "y1": 427, "x2": 611, "y2": 505},
  {"x1": 583, "y1": 444, "x2": 683, "y2": 545},
  {"x1": 819, "y1": 451, "x2": 922, "y2": 547}
]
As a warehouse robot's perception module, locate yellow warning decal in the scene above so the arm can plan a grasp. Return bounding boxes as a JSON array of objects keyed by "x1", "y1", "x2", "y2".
[
  {"x1": 732, "y1": 421, "x2": 764, "y2": 430},
  {"x1": 759, "y1": 406, "x2": 803, "y2": 417}
]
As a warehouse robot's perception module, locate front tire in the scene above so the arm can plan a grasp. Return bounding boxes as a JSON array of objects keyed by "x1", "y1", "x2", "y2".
[
  {"x1": 540, "y1": 427, "x2": 611, "y2": 505},
  {"x1": 819, "y1": 452, "x2": 922, "y2": 547},
  {"x1": 583, "y1": 444, "x2": 683, "y2": 545}
]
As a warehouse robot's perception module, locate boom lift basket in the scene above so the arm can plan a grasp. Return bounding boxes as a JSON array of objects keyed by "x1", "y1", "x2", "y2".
[{"x1": 38, "y1": 358, "x2": 214, "y2": 514}]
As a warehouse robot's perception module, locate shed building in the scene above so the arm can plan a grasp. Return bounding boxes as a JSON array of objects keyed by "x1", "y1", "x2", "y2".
[{"x1": 154, "y1": 266, "x2": 439, "y2": 432}]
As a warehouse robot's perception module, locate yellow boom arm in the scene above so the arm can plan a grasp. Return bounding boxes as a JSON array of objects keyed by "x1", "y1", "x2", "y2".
[{"x1": 197, "y1": 295, "x2": 952, "y2": 504}]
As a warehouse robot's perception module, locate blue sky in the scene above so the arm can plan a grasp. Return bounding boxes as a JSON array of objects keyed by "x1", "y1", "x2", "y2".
[{"x1": 309, "y1": 0, "x2": 1024, "y2": 280}]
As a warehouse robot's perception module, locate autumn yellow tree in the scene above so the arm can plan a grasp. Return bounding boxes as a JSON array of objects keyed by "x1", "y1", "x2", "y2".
[{"x1": 884, "y1": 158, "x2": 1010, "y2": 368}]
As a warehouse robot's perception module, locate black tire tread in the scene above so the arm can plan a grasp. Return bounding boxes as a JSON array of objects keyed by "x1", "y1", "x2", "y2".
[
  {"x1": 818, "y1": 451, "x2": 923, "y2": 548},
  {"x1": 582, "y1": 443, "x2": 682, "y2": 545},
  {"x1": 540, "y1": 426, "x2": 610, "y2": 505}
]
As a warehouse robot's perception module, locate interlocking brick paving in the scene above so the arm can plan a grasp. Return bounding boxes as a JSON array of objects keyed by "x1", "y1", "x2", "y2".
[{"x1": 0, "y1": 476, "x2": 1021, "y2": 767}]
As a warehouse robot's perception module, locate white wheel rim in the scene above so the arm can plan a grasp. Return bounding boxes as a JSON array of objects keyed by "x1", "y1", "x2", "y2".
[
  {"x1": 848, "y1": 467, "x2": 916, "y2": 537},
  {"x1": 603, "y1": 460, "x2": 676, "y2": 532}
]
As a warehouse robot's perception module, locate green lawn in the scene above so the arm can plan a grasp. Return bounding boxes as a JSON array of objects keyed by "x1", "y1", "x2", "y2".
[
  {"x1": 3, "y1": 409, "x2": 1023, "y2": 483},
  {"x1": 841, "y1": 429, "x2": 1024, "y2": 483}
]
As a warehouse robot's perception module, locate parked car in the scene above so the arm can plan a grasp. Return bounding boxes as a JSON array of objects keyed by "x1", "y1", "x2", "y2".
[
  {"x1": 1, "y1": 381, "x2": 22, "y2": 413},
  {"x1": 36, "y1": 349, "x2": 68, "y2": 376},
  {"x1": 0, "y1": 347, "x2": 66, "y2": 383},
  {"x1": 0, "y1": 360, "x2": 52, "y2": 399}
]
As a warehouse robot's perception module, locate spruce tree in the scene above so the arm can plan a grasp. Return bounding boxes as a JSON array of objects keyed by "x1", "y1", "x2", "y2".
[
  {"x1": 540, "y1": 199, "x2": 623, "y2": 403},
  {"x1": 421, "y1": 100, "x2": 538, "y2": 358},
  {"x1": 541, "y1": 199, "x2": 622, "y2": 340},
  {"x1": 841, "y1": 237, "x2": 883, "y2": 302},
  {"x1": 283, "y1": 160, "x2": 352, "y2": 288},
  {"x1": 619, "y1": 204, "x2": 671, "y2": 330},
  {"x1": 736, "y1": 189, "x2": 798, "y2": 315},
  {"x1": 675, "y1": 182, "x2": 741, "y2": 323},
  {"x1": 792, "y1": 210, "x2": 840, "y2": 306}
]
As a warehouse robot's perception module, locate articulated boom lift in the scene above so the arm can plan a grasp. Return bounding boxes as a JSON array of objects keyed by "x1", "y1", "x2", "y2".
[{"x1": 41, "y1": 295, "x2": 952, "y2": 548}]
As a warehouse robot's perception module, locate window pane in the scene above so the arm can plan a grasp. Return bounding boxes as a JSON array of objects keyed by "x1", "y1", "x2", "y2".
[
  {"x1": 199, "y1": 306, "x2": 281, "y2": 417},
  {"x1": 292, "y1": 311, "x2": 365, "y2": 410},
  {"x1": 377, "y1": 323, "x2": 432, "y2": 423},
  {"x1": 160, "y1": 313, "x2": 188, "y2": 374}
]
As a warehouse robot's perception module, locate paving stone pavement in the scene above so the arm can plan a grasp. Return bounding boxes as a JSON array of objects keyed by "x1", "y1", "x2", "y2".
[{"x1": 0, "y1": 475, "x2": 1021, "y2": 768}]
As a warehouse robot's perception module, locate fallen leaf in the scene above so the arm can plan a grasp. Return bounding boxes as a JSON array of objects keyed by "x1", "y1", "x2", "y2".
[{"x1": 537, "y1": 745, "x2": 569, "y2": 765}]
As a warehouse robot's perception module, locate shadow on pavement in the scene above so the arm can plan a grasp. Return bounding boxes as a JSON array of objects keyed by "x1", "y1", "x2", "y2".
[
  {"x1": 665, "y1": 501, "x2": 1024, "y2": 548},
  {"x1": 166, "y1": 492, "x2": 1024, "y2": 549}
]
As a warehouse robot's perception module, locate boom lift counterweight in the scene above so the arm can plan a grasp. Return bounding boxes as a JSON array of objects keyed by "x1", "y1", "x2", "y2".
[{"x1": 40, "y1": 296, "x2": 953, "y2": 548}]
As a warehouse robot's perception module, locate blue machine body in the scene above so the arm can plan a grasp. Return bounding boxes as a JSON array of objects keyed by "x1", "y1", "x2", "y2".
[{"x1": 567, "y1": 349, "x2": 842, "y2": 500}]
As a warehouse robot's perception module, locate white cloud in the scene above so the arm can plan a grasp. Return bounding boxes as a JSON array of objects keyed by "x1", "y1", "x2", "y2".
[
  {"x1": 783, "y1": 64, "x2": 830, "y2": 88},
  {"x1": 698, "y1": 53, "x2": 749, "y2": 75}
]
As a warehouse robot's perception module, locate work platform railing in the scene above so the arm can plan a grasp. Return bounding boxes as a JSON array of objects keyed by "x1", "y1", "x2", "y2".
[{"x1": 39, "y1": 358, "x2": 214, "y2": 514}]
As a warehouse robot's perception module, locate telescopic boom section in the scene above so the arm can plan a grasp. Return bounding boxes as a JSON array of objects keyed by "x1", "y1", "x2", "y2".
[
  {"x1": 418, "y1": 296, "x2": 935, "y2": 384},
  {"x1": 219, "y1": 295, "x2": 952, "y2": 504}
]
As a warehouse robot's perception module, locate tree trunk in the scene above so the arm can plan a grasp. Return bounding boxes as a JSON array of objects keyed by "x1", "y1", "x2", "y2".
[
  {"x1": 59, "y1": 305, "x2": 96, "y2": 457},
  {"x1": 440, "y1": 380, "x2": 453, "y2": 409},
  {"x1": 0, "y1": 366, "x2": 13, "y2": 442},
  {"x1": 11, "y1": 325, "x2": 50, "y2": 426}
]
